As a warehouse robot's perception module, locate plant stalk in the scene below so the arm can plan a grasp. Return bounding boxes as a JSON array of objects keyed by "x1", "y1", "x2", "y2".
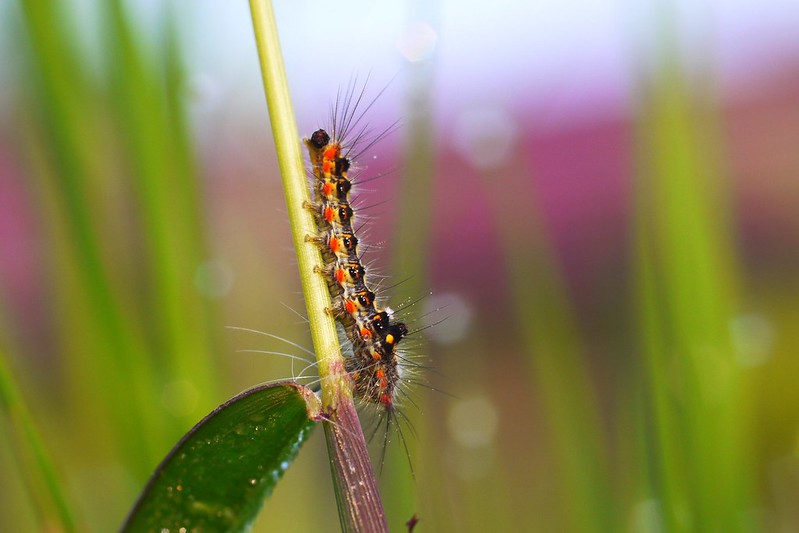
[{"x1": 247, "y1": 1, "x2": 388, "y2": 530}]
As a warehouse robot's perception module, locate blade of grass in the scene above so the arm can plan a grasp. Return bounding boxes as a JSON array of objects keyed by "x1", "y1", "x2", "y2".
[
  {"x1": 17, "y1": 0, "x2": 166, "y2": 476},
  {"x1": 247, "y1": 1, "x2": 388, "y2": 530},
  {"x1": 419, "y1": 102, "x2": 616, "y2": 526},
  {"x1": 632, "y1": 18, "x2": 749, "y2": 529},
  {"x1": 486, "y1": 155, "x2": 618, "y2": 531},
  {"x1": 160, "y1": 4, "x2": 223, "y2": 393},
  {"x1": 384, "y1": 23, "x2": 438, "y2": 526},
  {"x1": 633, "y1": 207, "x2": 688, "y2": 530},
  {"x1": 0, "y1": 343, "x2": 77, "y2": 533},
  {"x1": 102, "y1": 0, "x2": 220, "y2": 431}
]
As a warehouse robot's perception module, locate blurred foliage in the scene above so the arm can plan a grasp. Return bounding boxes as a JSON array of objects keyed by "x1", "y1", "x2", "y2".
[{"x1": 1, "y1": 0, "x2": 798, "y2": 532}]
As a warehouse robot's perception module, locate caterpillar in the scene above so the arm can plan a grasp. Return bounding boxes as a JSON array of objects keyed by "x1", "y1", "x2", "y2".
[{"x1": 303, "y1": 96, "x2": 411, "y2": 414}]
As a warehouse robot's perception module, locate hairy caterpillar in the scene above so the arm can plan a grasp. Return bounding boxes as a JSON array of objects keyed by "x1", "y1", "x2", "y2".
[{"x1": 302, "y1": 82, "x2": 420, "y2": 424}]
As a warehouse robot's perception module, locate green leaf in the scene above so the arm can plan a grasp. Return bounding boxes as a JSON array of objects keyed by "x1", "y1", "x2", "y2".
[{"x1": 122, "y1": 382, "x2": 322, "y2": 532}]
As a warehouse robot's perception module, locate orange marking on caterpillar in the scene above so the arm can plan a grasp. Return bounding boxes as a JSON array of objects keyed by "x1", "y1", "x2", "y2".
[{"x1": 324, "y1": 145, "x2": 340, "y2": 161}]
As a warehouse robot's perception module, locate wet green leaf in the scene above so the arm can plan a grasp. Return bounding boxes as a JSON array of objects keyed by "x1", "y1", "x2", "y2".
[{"x1": 123, "y1": 382, "x2": 321, "y2": 532}]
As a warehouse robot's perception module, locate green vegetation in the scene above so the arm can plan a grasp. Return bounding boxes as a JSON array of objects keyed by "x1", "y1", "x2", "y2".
[{"x1": 1, "y1": 0, "x2": 792, "y2": 531}]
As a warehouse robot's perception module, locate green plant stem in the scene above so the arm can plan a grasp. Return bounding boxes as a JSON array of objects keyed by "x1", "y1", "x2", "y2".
[
  {"x1": 247, "y1": 1, "x2": 388, "y2": 530},
  {"x1": 248, "y1": 0, "x2": 344, "y2": 409}
]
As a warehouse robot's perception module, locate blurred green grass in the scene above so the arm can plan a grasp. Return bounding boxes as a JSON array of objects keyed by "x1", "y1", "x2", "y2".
[
  {"x1": 1, "y1": 0, "x2": 795, "y2": 531},
  {"x1": 632, "y1": 43, "x2": 748, "y2": 531}
]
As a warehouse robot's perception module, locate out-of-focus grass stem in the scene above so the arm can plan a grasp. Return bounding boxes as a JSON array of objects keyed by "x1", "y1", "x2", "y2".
[
  {"x1": 0, "y1": 344, "x2": 77, "y2": 533},
  {"x1": 632, "y1": 14, "x2": 749, "y2": 529},
  {"x1": 102, "y1": 0, "x2": 220, "y2": 431},
  {"x1": 486, "y1": 156, "x2": 618, "y2": 532},
  {"x1": 18, "y1": 0, "x2": 164, "y2": 476}
]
